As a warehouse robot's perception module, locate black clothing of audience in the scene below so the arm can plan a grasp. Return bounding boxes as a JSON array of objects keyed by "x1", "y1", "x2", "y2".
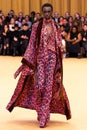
[{"x1": 19, "y1": 23, "x2": 31, "y2": 56}]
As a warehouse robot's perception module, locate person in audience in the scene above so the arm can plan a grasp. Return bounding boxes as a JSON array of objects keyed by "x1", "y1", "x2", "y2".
[
  {"x1": 19, "y1": 23, "x2": 31, "y2": 56},
  {"x1": 80, "y1": 16, "x2": 85, "y2": 27},
  {"x1": 65, "y1": 11, "x2": 70, "y2": 21},
  {"x1": 0, "y1": 17, "x2": 4, "y2": 54},
  {"x1": 17, "y1": 12, "x2": 24, "y2": 23},
  {"x1": 84, "y1": 16, "x2": 87, "y2": 24},
  {"x1": 25, "y1": 15, "x2": 32, "y2": 29},
  {"x1": 21, "y1": 18, "x2": 27, "y2": 26},
  {"x1": 2, "y1": 24, "x2": 10, "y2": 55},
  {"x1": 11, "y1": 24, "x2": 20, "y2": 56},
  {"x1": 66, "y1": 26, "x2": 82, "y2": 57},
  {"x1": 60, "y1": 25, "x2": 69, "y2": 57},
  {"x1": 68, "y1": 16, "x2": 73, "y2": 28},
  {"x1": 62, "y1": 18, "x2": 70, "y2": 32},
  {"x1": 6, "y1": 3, "x2": 71, "y2": 128},
  {"x1": 5, "y1": 10, "x2": 15, "y2": 23},
  {"x1": 74, "y1": 12, "x2": 81, "y2": 23},
  {"x1": 15, "y1": 12, "x2": 24, "y2": 29},
  {"x1": 81, "y1": 24, "x2": 87, "y2": 57},
  {"x1": 9, "y1": 17, "x2": 15, "y2": 31},
  {"x1": 34, "y1": 12, "x2": 41, "y2": 22},
  {"x1": 29, "y1": 11, "x2": 36, "y2": 24},
  {"x1": 59, "y1": 16, "x2": 64, "y2": 26},
  {"x1": 53, "y1": 11, "x2": 60, "y2": 25}
]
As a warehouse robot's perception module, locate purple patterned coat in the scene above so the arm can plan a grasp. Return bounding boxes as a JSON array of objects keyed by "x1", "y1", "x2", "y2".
[{"x1": 6, "y1": 19, "x2": 71, "y2": 126}]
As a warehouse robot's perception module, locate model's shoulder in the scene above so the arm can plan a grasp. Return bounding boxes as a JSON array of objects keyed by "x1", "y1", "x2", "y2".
[
  {"x1": 33, "y1": 18, "x2": 43, "y2": 26},
  {"x1": 32, "y1": 19, "x2": 43, "y2": 30},
  {"x1": 32, "y1": 21, "x2": 39, "y2": 27}
]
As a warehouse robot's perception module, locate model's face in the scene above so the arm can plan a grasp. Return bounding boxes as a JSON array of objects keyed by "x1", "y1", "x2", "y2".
[{"x1": 42, "y1": 7, "x2": 52, "y2": 20}]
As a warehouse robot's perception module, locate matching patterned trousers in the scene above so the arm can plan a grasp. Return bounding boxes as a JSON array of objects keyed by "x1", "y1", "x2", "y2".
[{"x1": 35, "y1": 50, "x2": 56, "y2": 126}]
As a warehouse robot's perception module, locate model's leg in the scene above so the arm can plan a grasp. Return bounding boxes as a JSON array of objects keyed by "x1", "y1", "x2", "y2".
[
  {"x1": 38, "y1": 51, "x2": 56, "y2": 127},
  {"x1": 35, "y1": 59, "x2": 45, "y2": 122}
]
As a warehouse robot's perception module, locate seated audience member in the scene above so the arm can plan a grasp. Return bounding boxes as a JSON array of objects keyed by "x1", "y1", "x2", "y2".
[
  {"x1": 53, "y1": 11, "x2": 60, "y2": 25},
  {"x1": 80, "y1": 16, "x2": 85, "y2": 27},
  {"x1": 84, "y1": 16, "x2": 87, "y2": 24},
  {"x1": 19, "y1": 23, "x2": 31, "y2": 56},
  {"x1": 66, "y1": 26, "x2": 82, "y2": 57},
  {"x1": 65, "y1": 11, "x2": 70, "y2": 21},
  {"x1": 17, "y1": 12, "x2": 24, "y2": 23},
  {"x1": 15, "y1": 12, "x2": 24, "y2": 29},
  {"x1": 5, "y1": 10, "x2": 15, "y2": 23},
  {"x1": 0, "y1": 17, "x2": 4, "y2": 54},
  {"x1": 21, "y1": 18, "x2": 27, "y2": 26},
  {"x1": 34, "y1": 12, "x2": 41, "y2": 22},
  {"x1": 11, "y1": 24, "x2": 20, "y2": 56},
  {"x1": 81, "y1": 24, "x2": 87, "y2": 57},
  {"x1": 60, "y1": 25, "x2": 69, "y2": 57},
  {"x1": 29, "y1": 11, "x2": 36, "y2": 24},
  {"x1": 9, "y1": 17, "x2": 15, "y2": 31},
  {"x1": 62, "y1": 18, "x2": 70, "y2": 32},
  {"x1": 68, "y1": 16, "x2": 73, "y2": 28},
  {"x1": 74, "y1": 12, "x2": 81, "y2": 23},
  {"x1": 25, "y1": 15, "x2": 32, "y2": 29},
  {"x1": 59, "y1": 16, "x2": 64, "y2": 26},
  {"x1": 2, "y1": 24, "x2": 11, "y2": 55},
  {"x1": 73, "y1": 19, "x2": 82, "y2": 32}
]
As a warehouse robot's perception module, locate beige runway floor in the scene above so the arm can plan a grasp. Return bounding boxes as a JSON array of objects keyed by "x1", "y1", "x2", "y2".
[{"x1": 0, "y1": 56, "x2": 87, "y2": 130}]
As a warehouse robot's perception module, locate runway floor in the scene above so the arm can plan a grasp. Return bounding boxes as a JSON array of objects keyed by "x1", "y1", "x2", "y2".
[{"x1": 0, "y1": 56, "x2": 87, "y2": 130}]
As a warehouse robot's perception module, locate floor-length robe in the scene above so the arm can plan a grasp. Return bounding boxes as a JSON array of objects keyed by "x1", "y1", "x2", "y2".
[{"x1": 6, "y1": 18, "x2": 71, "y2": 126}]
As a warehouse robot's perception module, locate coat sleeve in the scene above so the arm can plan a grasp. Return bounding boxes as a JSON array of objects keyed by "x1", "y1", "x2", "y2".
[
  {"x1": 14, "y1": 22, "x2": 39, "y2": 79},
  {"x1": 21, "y1": 22, "x2": 39, "y2": 69}
]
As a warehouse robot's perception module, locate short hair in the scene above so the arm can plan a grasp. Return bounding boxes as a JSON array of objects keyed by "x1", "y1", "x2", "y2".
[
  {"x1": 42, "y1": 3, "x2": 53, "y2": 11},
  {"x1": 31, "y1": 11, "x2": 35, "y2": 16}
]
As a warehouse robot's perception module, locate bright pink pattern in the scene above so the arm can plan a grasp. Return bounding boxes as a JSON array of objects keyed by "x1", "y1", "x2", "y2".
[{"x1": 6, "y1": 18, "x2": 71, "y2": 127}]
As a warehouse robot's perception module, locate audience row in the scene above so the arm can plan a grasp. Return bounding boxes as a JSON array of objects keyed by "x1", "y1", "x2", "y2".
[{"x1": 0, "y1": 10, "x2": 87, "y2": 57}]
